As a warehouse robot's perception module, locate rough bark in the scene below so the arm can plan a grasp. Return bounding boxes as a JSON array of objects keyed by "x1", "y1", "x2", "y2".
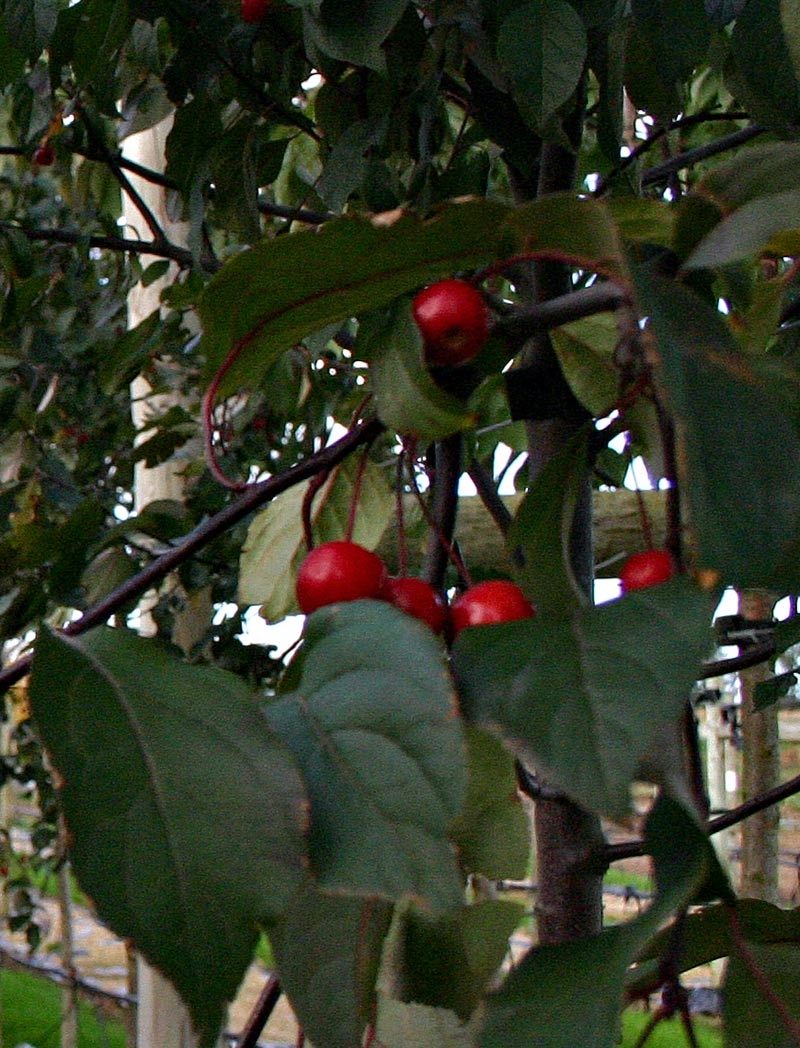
[{"x1": 738, "y1": 589, "x2": 781, "y2": 904}]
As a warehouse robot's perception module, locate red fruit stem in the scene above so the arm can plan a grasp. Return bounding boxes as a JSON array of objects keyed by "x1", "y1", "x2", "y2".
[
  {"x1": 301, "y1": 465, "x2": 333, "y2": 552},
  {"x1": 395, "y1": 446, "x2": 409, "y2": 577},
  {"x1": 625, "y1": 440, "x2": 654, "y2": 551},
  {"x1": 345, "y1": 442, "x2": 371, "y2": 541}
]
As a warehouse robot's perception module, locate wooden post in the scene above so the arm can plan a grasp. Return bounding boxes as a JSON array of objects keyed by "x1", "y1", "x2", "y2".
[
  {"x1": 122, "y1": 118, "x2": 205, "y2": 1048},
  {"x1": 738, "y1": 590, "x2": 781, "y2": 904}
]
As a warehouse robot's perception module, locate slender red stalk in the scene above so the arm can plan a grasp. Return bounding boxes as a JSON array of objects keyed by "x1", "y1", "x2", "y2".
[{"x1": 405, "y1": 451, "x2": 472, "y2": 587}]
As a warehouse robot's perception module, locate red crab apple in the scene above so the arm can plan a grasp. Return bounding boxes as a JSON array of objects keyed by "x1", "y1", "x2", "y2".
[
  {"x1": 241, "y1": 0, "x2": 270, "y2": 22},
  {"x1": 295, "y1": 541, "x2": 387, "y2": 614},
  {"x1": 382, "y1": 576, "x2": 448, "y2": 634},
  {"x1": 450, "y1": 580, "x2": 535, "y2": 637},
  {"x1": 33, "y1": 145, "x2": 55, "y2": 166},
  {"x1": 620, "y1": 549, "x2": 674, "y2": 592},
  {"x1": 412, "y1": 278, "x2": 489, "y2": 366}
]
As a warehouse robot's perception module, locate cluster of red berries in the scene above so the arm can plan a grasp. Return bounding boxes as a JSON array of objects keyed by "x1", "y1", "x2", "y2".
[{"x1": 295, "y1": 540, "x2": 535, "y2": 638}]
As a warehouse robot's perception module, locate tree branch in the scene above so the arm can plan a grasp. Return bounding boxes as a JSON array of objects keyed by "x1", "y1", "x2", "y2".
[
  {"x1": 0, "y1": 417, "x2": 385, "y2": 696},
  {"x1": 0, "y1": 222, "x2": 196, "y2": 269},
  {"x1": 641, "y1": 125, "x2": 764, "y2": 188}
]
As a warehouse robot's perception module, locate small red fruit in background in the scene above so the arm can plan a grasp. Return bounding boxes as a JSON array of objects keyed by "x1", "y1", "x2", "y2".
[
  {"x1": 620, "y1": 549, "x2": 674, "y2": 592},
  {"x1": 382, "y1": 576, "x2": 448, "y2": 634},
  {"x1": 450, "y1": 579, "x2": 535, "y2": 636},
  {"x1": 241, "y1": 0, "x2": 270, "y2": 22},
  {"x1": 412, "y1": 278, "x2": 489, "y2": 366},
  {"x1": 296, "y1": 540, "x2": 387, "y2": 614},
  {"x1": 33, "y1": 144, "x2": 55, "y2": 167}
]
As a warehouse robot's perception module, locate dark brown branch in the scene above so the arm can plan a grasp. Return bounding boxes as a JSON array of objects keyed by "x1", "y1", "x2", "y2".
[
  {"x1": 641, "y1": 125, "x2": 764, "y2": 188},
  {"x1": 0, "y1": 222, "x2": 196, "y2": 268},
  {"x1": 234, "y1": 973, "x2": 283, "y2": 1048},
  {"x1": 0, "y1": 417, "x2": 385, "y2": 696},
  {"x1": 493, "y1": 281, "x2": 626, "y2": 340},
  {"x1": 605, "y1": 772, "x2": 800, "y2": 864}
]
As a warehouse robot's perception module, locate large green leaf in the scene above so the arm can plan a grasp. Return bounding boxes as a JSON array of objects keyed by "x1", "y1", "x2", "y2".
[
  {"x1": 367, "y1": 301, "x2": 476, "y2": 443},
  {"x1": 504, "y1": 194, "x2": 629, "y2": 283},
  {"x1": 636, "y1": 274, "x2": 800, "y2": 589},
  {"x1": 304, "y1": 0, "x2": 409, "y2": 69},
  {"x1": 382, "y1": 897, "x2": 525, "y2": 1021},
  {"x1": 29, "y1": 627, "x2": 308, "y2": 1048},
  {"x1": 265, "y1": 600, "x2": 466, "y2": 910},
  {"x1": 497, "y1": 0, "x2": 587, "y2": 132},
  {"x1": 452, "y1": 577, "x2": 714, "y2": 819},
  {"x1": 725, "y1": 941, "x2": 800, "y2": 1047},
  {"x1": 694, "y1": 141, "x2": 800, "y2": 210},
  {"x1": 684, "y1": 188, "x2": 800, "y2": 269},
  {"x1": 480, "y1": 798, "x2": 724, "y2": 1048},
  {"x1": 506, "y1": 424, "x2": 594, "y2": 619},
  {"x1": 631, "y1": 0, "x2": 711, "y2": 84},
  {"x1": 271, "y1": 884, "x2": 393, "y2": 1048},
  {"x1": 449, "y1": 727, "x2": 530, "y2": 882},
  {"x1": 197, "y1": 200, "x2": 508, "y2": 395},
  {"x1": 730, "y1": 0, "x2": 800, "y2": 129}
]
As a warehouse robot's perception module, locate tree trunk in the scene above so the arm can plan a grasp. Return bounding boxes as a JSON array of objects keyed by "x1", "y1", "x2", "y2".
[{"x1": 738, "y1": 589, "x2": 781, "y2": 904}]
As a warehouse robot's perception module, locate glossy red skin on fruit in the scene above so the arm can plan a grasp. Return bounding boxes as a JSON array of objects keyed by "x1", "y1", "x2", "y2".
[
  {"x1": 33, "y1": 145, "x2": 55, "y2": 166},
  {"x1": 412, "y1": 278, "x2": 489, "y2": 366},
  {"x1": 382, "y1": 576, "x2": 448, "y2": 634},
  {"x1": 296, "y1": 541, "x2": 387, "y2": 614},
  {"x1": 241, "y1": 0, "x2": 270, "y2": 22},
  {"x1": 620, "y1": 549, "x2": 674, "y2": 592},
  {"x1": 450, "y1": 580, "x2": 535, "y2": 636}
]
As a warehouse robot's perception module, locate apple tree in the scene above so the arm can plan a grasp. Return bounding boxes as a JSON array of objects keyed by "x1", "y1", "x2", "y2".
[{"x1": 0, "y1": 1, "x2": 800, "y2": 1046}]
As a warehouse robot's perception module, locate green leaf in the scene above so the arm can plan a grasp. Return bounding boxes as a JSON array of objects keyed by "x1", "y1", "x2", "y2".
[
  {"x1": 382, "y1": 898, "x2": 524, "y2": 1021},
  {"x1": 694, "y1": 141, "x2": 800, "y2": 210},
  {"x1": 506, "y1": 424, "x2": 594, "y2": 619},
  {"x1": 497, "y1": 0, "x2": 587, "y2": 132},
  {"x1": 265, "y1": 600, "x2": 466, "y2": 910},
  {"x1": 783, "y1": 0, "x2": 800, "y2": 82},
  {"x1": 449, "y1": 728, "x2": 530, "y2": 882},
  {"x1": 198, "y1": 200, "x2": 508, "y2": 396},
  {"x1": 305, "y1": 0, "x2": 409, "y2": 70},
  {"x1": 504, "y1": 194, "x2": 628, "y2": 282},
  {"x1": 631, "y1": 0, "x2": 711, "y2": 84},
  {"x1": 272, "y1": 884, "x2": 393, "y2": 1048},
  {"x1": 725, "y1": 941, "x2": 800, "y2": 1047},
  {"x1": 29, "y1": 627, "x2": 308, "y2": 1048},
  {"x1": 452, "y1": 577, "x2": 714, "y2": 818},
  {"x1": 240, "y1": 456, "x2": 393, "y2": 616},
  {"x1": 480, "y1": 798, "x2": 721, "y2": 1048},
  {"x1": 754, "y1": 670, "x2": 799, "y2": 711},
  {"x1": 684, "y1": 188, "x2": 800, "y2": 269},
  {"x1": 4, "y1": 0, "x2": 58, "y2": 62},
  {"x1": 636, "y1": 274, "x2": 800, "y2": 590},
  {"x1": 730, "y1": 0, "x2": 800, "y2": 130},
  {"x1": 367, "y1": 301, "x2": 476, "y2": 443}
]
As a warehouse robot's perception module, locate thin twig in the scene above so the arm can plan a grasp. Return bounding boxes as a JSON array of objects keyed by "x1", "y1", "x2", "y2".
[
  {"x1": 0, "y1": 222, "x2": 195, "y2": 268},
  {"x1": 235, "y1": 973, "x2": 282, "y2": 1048},
  {"x1": 0, "y1": 417, "x2": 385, "y2": 696}
]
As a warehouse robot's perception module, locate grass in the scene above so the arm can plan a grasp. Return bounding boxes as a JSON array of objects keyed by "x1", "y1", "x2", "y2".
[
  {"x1": 0, "y1": 966, "x2": 127, "y2": 1048},
  {"x1": 0, "y1": 964, "x2": 726, "y2": 1048},
  {"x1": 620, "y1": 1009, "x2": 723, "y2": 1047}
]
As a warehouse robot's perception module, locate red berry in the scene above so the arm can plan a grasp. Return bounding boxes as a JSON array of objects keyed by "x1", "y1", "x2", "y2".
[
  {"x1": 33, "y1": 145, "x2": 55, "y2": 167},
  {"x1": 241, "y1": 0, "x2": 270, "y2": 22},
  {"x1": 620, "y1": 549, "x2": 674, "y2": 592},
  {"x1": 381, "y1": 576, "x2": 448, "y2": 634},
  {"x1": 296, "y1": 541, "x2": 387, "y2": 614},
  {"x1": 450, "y1": 580, "x2": 535, "y2": 636},
  {"x1": 412, "y1": 278, "x2": 489, "y2": 366}
]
